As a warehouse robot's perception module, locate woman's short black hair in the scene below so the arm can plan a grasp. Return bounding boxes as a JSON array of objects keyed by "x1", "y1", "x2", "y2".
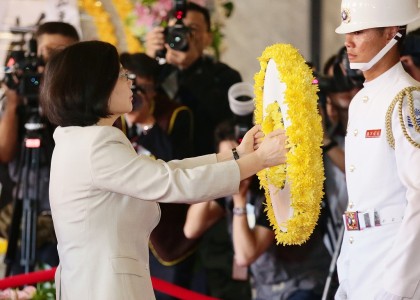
[{"x1": 40, "y1": 41, "x2": 120, "y2": 126}]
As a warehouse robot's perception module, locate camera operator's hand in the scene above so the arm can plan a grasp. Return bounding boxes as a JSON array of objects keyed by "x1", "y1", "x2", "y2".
[
  {"x1": 0, "y1": 84, "x2": 21, "y2": 163},
  {"x1": 145, "y1": 27, "x2": 166, "y2": 59},
  {"x1": 1, "y1": 84, "x2": 21, "y2": 108},
  {"x1": 165, "y1": 33, "x2": 202, "y2": 70}
]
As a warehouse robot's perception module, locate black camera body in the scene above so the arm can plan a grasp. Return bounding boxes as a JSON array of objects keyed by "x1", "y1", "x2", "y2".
[
  {"x1": 164, "y1": 19, "x2": 190, "y2": 52},
  {"x1": 166, "y1": 0, "x2": 189, "y2": 52},
  {"x1": 4, "y1": 38, "x2": 43, "y2": 104},
  {"x1": 156, "y1": 0, "x2": 189, "y2": 60}
]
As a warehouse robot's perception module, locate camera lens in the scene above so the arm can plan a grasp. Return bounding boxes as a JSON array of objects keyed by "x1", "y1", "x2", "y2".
[
  {"x1": 166, "y1": 25, "x2": 189, "y2": 52},
  {"x1": 235, "y1": 95, "x2": 252, "y2": 102}
]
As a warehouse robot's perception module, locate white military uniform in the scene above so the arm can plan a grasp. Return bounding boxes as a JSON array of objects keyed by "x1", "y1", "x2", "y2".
[{"x1": 337, "y1": 62, "x2": 420, "y2": 299}]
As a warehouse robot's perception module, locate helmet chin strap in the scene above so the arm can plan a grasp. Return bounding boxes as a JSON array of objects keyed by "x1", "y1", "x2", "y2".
[{"x1": 350, "y1": 32, "x2": 402, "y2": 71}]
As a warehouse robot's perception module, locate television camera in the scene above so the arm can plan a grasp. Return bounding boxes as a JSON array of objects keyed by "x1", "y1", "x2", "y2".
[{"x1": 4, "y1": 42, "x2": 43, "y2": 106}]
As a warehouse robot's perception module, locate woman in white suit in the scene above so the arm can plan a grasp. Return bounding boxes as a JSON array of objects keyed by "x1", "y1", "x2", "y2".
[{"x1": 40, "y1": 41, "x2": 287, "y2": 300}]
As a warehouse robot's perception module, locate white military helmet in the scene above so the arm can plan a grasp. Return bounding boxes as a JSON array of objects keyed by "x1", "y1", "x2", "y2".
[{"x1": 336, "y1": 0, "x2": 420, "y2": 34}]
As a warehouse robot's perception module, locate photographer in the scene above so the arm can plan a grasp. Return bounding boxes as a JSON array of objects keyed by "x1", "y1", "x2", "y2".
[
  {"x1": 145, "y1": 2, "x2": 241, "y2": 156},
  {"x1": 0, "y1": 21, "x2": 79, "y2": 274}
]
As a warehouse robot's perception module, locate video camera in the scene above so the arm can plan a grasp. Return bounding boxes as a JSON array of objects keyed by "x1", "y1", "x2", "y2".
[
  {"x1": 156, "y1": 0, "x2": 190, "y2": 61},
  {"x1": 3, "y1": 31, "x2": 43, "y2": 108}
]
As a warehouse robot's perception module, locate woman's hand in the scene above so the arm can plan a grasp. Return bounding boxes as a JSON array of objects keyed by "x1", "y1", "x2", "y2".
[
  {"x1": 255, "y1": 128, "x2": 287, "y2": 168},
  {"x1": 236, "y1": 125, "x2": 262, "y2": 157}
]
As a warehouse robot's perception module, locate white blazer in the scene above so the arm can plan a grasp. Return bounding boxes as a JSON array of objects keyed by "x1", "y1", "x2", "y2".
[
  {"x1": 337, "y1": 63, "x2": 420, "y2": 299},
  {"x1": 50, "y1": 125, "x2": 240, "y2": 300}
]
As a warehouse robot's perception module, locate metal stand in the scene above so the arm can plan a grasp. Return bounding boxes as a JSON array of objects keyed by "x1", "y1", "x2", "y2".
[
  {"x1": 4, "y1": 111, "x2": 44, "y2": 275},
  {"x1": 322, "y1": 224, "x2": 344, "y2": 300}
]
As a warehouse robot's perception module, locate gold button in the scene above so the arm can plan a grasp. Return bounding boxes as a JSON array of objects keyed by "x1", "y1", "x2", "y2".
[
  {"x1": 353, "y1": 129, "x2": 358, "y2": 136},
  {"x1": 349, "y1": 165, "x2": 355, "y2": 172},
  {"x1": 349, "y1": 236, "x2": 354, "y2": 244},
  {"x1": 362, "y1": 96, "x2": 369, "y2": 103}
]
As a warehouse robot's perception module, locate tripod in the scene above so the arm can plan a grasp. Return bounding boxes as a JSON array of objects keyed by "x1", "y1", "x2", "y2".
[
  {"x1": 4, "y1": 109, "x2": 46, "y2": 275},
  {"x1": 322, "y1": 224, "x2": 344, "y2": 300}
]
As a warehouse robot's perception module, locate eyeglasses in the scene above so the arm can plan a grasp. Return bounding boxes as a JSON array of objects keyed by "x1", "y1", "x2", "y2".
[{"x1": 118, "y1": 70, "x2": 136, "y2": 82}]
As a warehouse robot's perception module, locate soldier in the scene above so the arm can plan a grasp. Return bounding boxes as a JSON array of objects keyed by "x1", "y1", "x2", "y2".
[{"x1": 334, "y1": 0, "x2": 420, "y2": 299}]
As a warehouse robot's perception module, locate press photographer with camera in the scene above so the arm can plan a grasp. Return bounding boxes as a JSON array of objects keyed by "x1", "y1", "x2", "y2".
[
  {"x1": 0, "y1": 21, "x2": 79, "y2": 274},
  {"x1": 146, "y1": 1, "x2": 208, "y2": 70},
  {"x1": 145, "y1": 1, "x2": 241, "y2": 156}
]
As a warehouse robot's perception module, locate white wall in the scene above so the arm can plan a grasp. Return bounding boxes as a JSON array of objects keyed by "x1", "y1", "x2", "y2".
[
  {"x1": 0, "y1": 0, "x2": 47, "y2": 79},
  {"x1": 222, "y1": 0, "x2": 311, "y2": 83}
]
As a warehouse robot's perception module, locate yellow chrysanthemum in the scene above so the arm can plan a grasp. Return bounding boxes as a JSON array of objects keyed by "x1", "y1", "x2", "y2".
[
  {"x1": 261, "y1": 102, "x2": 287, "y2": 189},
  {"x1": 254, "y1": 44, "x2": 325, "y2": 245},
  {"x1": 79, "y1": 0, "x2": 118, "y2": 47},
  {"x1": 111, "y1": 0, "x2": 144, "y2": 53}
]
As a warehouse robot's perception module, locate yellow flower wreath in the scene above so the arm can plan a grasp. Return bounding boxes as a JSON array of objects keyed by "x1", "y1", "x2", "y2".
[{"x1": 254, "y1": 44, "x2": 325, "y2": 245}]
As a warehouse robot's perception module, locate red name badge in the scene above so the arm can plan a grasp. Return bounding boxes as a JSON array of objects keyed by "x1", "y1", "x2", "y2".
[{"x1": 365, "y1": 129, "x2": 381, "y2": 138}]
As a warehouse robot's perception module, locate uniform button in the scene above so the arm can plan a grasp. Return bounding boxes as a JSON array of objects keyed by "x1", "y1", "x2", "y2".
[
  {"x1": 362, "y1": 96, "x2": 369, "y2": 103},
  {"x1": 348, "y1": 202, "x2": 354, "y2": 209},
  {"x1": 349, "y1": 165, "x2": 355, "y2": 172},
  {"x1": 353, "y1": 129, "x2": 358, "y2": 136},
  {"x1": 349, "y1": 236, "x2": 354, "y2": 244}
]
